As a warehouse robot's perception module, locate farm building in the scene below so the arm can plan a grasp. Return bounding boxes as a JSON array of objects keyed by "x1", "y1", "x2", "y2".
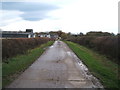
[
  {"x1": 2, "y1": 29, "x2": 35, "y2": 38},
  {"x1": 37, "y1": 33, "x2": 58, "y2": 39}
]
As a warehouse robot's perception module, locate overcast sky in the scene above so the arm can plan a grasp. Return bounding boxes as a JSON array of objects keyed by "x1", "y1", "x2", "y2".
[{"x1": 0, "y1": 0, "x2": 119, "y2": 34}]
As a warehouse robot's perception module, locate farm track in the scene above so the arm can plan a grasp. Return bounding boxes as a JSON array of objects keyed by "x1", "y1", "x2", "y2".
[{"x1": 7, "y1": 41, "x2": 103, "y2": 88}]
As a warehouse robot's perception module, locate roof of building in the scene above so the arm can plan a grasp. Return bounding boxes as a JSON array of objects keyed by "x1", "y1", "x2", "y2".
[{"x1": 2, "y1": 31, "x2": 34, "y2": 35}]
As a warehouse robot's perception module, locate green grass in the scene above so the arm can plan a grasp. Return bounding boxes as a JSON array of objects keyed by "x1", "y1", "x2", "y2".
[
  {"x1": 65, "y1": 41, "x2": 119, "y2": 88},
  {"x1": 2, "y1": 41, "x2": 54, "y2": 87}
]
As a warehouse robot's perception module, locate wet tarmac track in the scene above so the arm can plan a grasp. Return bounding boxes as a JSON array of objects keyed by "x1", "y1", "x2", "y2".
[{"x1": 7, "y1": 41, "x2": 103, "y2": 88}]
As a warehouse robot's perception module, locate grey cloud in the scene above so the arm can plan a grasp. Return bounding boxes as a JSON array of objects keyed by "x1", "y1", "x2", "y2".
[
  {"x1": 1, "y1": 2, "x2": 59, "y2": 21},
  {"x1": 20, "y1": 11, "x2": 50, "y2": 21}
]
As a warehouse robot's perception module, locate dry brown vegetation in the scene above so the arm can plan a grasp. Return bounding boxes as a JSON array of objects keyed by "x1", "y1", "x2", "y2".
[
  {"x1": 66, "y1": 35, "x2": 119, "y2": 64},
  {"x1": 2, "y1": 37, "x2": 52, "y2": 61}
]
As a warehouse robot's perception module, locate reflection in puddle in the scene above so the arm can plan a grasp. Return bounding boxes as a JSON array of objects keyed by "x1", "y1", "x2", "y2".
[
  {"x1": 76, "y1": 59, "x2": 103, "y2": 88},
  {"x1": 49, "y1": 46, "x2": 54, "y2": 48}
]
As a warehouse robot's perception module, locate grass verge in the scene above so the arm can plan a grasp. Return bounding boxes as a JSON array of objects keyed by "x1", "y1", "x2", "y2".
[
  {"x1": 65, "y1": 41, "x2": 119, "y2": 89},
  {"x1": 2, "y1": 41, "x2": 54, "y2": 87}
]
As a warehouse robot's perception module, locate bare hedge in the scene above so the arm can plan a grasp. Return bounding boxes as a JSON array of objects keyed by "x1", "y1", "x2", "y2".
[
  {"x1": 2, "y1": 37, "x2": 51, "y2": 61},
  {"x1": 67, "y1": 36, "x2": 119, "y2": 63}
]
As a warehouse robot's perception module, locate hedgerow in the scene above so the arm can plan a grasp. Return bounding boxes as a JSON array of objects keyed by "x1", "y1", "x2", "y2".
[
  {"x1": 67, "y1": 36, "x2": 119, "y2": 63},
  {"x1": 2, "y1": 37, "x2": 52, "y2": 61}
]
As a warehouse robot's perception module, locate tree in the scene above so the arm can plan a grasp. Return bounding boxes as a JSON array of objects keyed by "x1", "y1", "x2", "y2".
[
  {"x1": 86, "y1": 31, "x2": 113, "y2": 36},
  {"x1": 57, "y1": 30, "x2": 63, "y2": 37},
  {"x1": 79, "y1": 32, "x2": 84, "y2": 36},
  {"x1": 61, "y1": 33, "x2": 67, "y2": 40}
]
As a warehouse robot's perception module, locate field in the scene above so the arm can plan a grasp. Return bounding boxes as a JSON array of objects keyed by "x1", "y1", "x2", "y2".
[{"x1": 65, "y1": 41, "x2": 119, "y2": 88}]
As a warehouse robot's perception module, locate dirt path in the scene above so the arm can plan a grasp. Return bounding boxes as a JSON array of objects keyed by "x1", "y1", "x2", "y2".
[{"x1": 7, "y1": 41, "x2": 103, "y2": 88}]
